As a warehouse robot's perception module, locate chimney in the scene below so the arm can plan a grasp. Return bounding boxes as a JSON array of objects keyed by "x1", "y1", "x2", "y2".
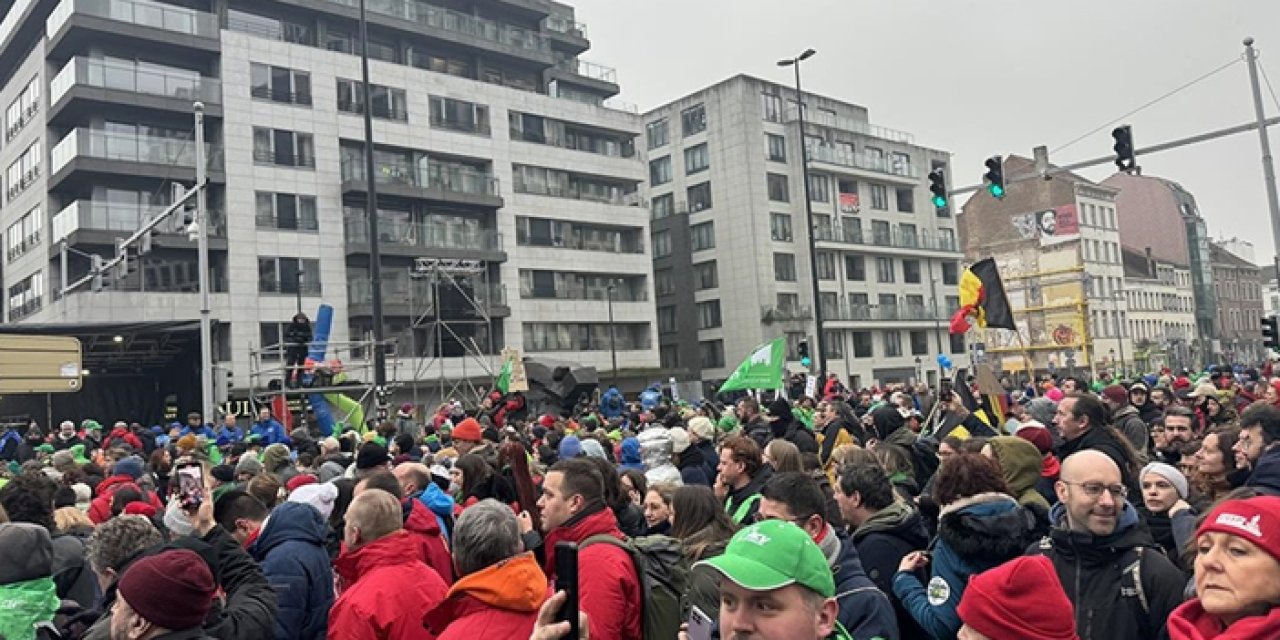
[{"x1": 1145, "y1": 246, "x2": 1156, "y2": 277}]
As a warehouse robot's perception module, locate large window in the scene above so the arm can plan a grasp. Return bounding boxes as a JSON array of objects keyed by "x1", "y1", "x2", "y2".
[
  {"x1": 774, "y1": 253, "x2": 797, "y2": 281},
  {"x1": 766, "y1": 133, "x2": 787, "y2": 162},
  {"x1": 845, "y1": 255, "x2": 865, "y2": 281},
  {"x1": 762, "y1": 92, "x2": 783, "y2": 122},
  {"x1": 513, "y1": 165, "x2": 637, "y2": 203},
  {"x1": 255, "y1": 192, "x2": 318, "y2": 231},
  {"x1": 896, "y1": 187, "x2": 914, "y2": 213},
  {"x1": 700, "y1": 340, "x2": 724, "y2": 368},
  {"x1": 876, "y1": 257, "x2": 895, "y2": 283},
  {"x1": 808, "y1": 174, "x2": 830, "y2": 203},
  {"x1": 870, "y1": 184, "x2": 888, "y2": 210},
  {"x1": 4, "y1": 206, "x2": 41, "y2": 263},
  {"x1": 852, "y1": 331, "x2": 873, "y2": 358},
  {"x1": 6, "y1": 142, "x2": 41, "y2": 201},
  {"x1": 515, "y1": 217, "x2": 644, "y2": 253},
  {"x1": 651, "y1": 193, "x2": 674, "y2": 220},
  {"x1": 770, "y1": 213, "x2": 793, "y2": 242},
  {"x1": 684, "y1": 143, "x2": 710, "y2": 174},
  {"x1": 336, "y1": 79, "x2": 409, "y2": 121},
  {"x1": 950, "y1": 332, "x2": 966, "y2": 354},
  {"x1": 657, "y1": 306, "x2": 677, "y2": 334},
  {"x1": 910, "y1": 331, "x2": 929, "y2": 356},
  {"x1": 7, "y1": 269, "x2": 43, "y2": 321},
  {"x1": 252, "y1": 128, "x2": 315, "y2": 168},
  {"x1": 523, "y1": 323, "x2": 650, "y2": 352},
  {"x1": 649, "y1": 156, "x2": 672, "y2": 186},
  {"x1": 903, "y1": 259, "x2": 922, "y2": 283},
  {"x1": 250, "y1": 63, "x2": 311, "y2": 105},
  {"x1": 884, "y1": 331, "x2": 903, "y2": 357},
  {"x1": 767, "y1": 173, "x2": 790, "y2": 202},
  {"x1": 5, "y1": 76, "x2": 39, "y2": 141},
  {"x1": 693, "y1": 261, "x2": 718, "y2": 290},
  {"x1": 816, "y1": 252, "x2": 836, "y2": 280},
  {"x1": 690, "y1": 222, "x2": 715, "y2": 251},
  {"x1": 688, "y1": 182, "x2": 713, "y2": 211},
  {"x1": 429, "y1": 95, "x2": 489, "y2": 132},
  {"x1": 681, "y1": 104, "x2": 707, "y2": 136},
  {"x1": 697, "y1": 300, "x2": 722, "y2": 329},
  {"x1": 942, "y1": 261, "x2": 959, "y2": 285},
  {"x1": 647, "y1": 118, "x2": 669, "y2": 149},
  {"x1": 257, "y1": 257, "x2": 320, "y2": 294},
  {"x1": 652, "y1": 230, "x2": 672, "y2": 258}
]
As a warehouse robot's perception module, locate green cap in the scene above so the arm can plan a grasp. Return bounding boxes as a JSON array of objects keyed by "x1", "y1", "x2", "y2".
[
  {"x1": 717, "y1": 415, "x2": 739, "y2": 431},
  {"x1": 695, "y1": 520, "x2": 834, "y2": 598}
]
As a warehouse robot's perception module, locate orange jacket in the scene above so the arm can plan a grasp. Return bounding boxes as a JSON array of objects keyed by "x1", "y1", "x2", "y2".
[{"x1": 423, "y1": 552, "x2": 548, "y2": 638}]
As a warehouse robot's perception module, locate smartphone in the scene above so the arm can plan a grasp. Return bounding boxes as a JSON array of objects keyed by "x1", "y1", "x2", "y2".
[
  {"x1": 554, "y1": 542, "x2": 579, "y2": 639},
  {"x1": 939, "y1": 379, "x2": 954, "y2": 403},
  {"x1": 687, "y1": 605, "x2": 714, "y2": 640},
  {"x1": 176, "y1": 463, "x2": 204, "y2": 509}
]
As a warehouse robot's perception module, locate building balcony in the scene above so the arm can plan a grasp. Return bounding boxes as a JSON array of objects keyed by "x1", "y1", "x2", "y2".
[
  {"x1": 824, "y1": 304, "x2": 948, "y2": 324},
  {"x1": 521, "y1": 285, "x2": 647, "y2": 303},
  {"x1": 323, "y1": 0, "x2": 554, "y2": 65},
  {"x1": 49, "y1": 57, "x2": 221, "y2": 125},
  {"x1": 47, "y1": 0, "x2": 220, "y2": 61},
  {"x1": 548, "y1": 58, "x2": 620, "y2": 97},
  {"x1": 542, "y1": 15, "x2": 588, "y2": 53},
  {"x1": 341, "y1": 161, "x2": 502, "y2": 209},
  {"x1": 761, "y1": 305, "x2": 813, "y2": 324},
  {"x1": 813, "y1": 225, "x2": 959, "y2": 254},
  {"x1": 347, "y1": 278, "x2": 510, "y2": 319},
  {"x1": 343, "y1": 217, "x2": 506, "y2": 262},
  {"x1": 806, "y1": 144, "x2": 919, "y2": 183},
  {"x1": 51, "y1": 200, "x2": 227, "y2": 249},
  {"x1": 50, "y1": 128, "x2": 224, "y2": 189},
  {"x1": 784, "y1": 107, "x2": 915, "y2": 145},
  {"x1": 513, "y1": 179, "x2": 641, "y2": 206}
]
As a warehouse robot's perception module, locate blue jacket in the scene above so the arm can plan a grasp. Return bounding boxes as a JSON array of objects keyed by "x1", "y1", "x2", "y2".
[
  {"x1": 619, "y1": 437, "x2": 644, "y2": 471},
  {"x1": 180, "y1": 424, "x2": 216, "y2": 440},
  {"x1": 250, "y1": 418, "x2": 290, "y2": 446},
  {"x1": 600, "y1": 387, "x2": 625, "y2": 419},
  {"x1": 892, "y1": 493, "x2": 1034, "y2": 640},
  {"x1": 831, "y1": 530, "x2": 900, "y2": 640},
  {"x1": 216, "y1": 426, "x2": 245, "y2": 446},
  {"x1": 639, "y1": 385, "x2": 661, "y2": 411},
  {"x1": 416, "y1": 483, "x2": 456, "y2": 542},
  {"x1": 249, "y1": 501, "x2": 334, "y2": 640}
]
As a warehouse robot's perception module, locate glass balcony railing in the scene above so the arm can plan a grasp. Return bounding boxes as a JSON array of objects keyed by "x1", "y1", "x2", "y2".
[
  {"x1": 328, "y1": 0, "x2": 549, "y2": 53},
  {"x1": 52, "y1": 128, "x2": 223, "y2": 175},
  {"x1": 347, "y1": 277, "x2": 506, "y2": 308},
  {"x1": 343, "y1": 216, "x2": 502, "y2": 252},
  {"x1": 824, "y1": 304, "x2": 946, "y2": 322},
  {"x1": 341, "y1": 160, "x2": 499, "y2": 197},
  {"x1": 812, "y1": 225, "x2": 958, "y2": 252},
  {"x1": 807, "y1": 144, "x2": 919, "y2": 179},
  {"x1": 783, "y1": 106, "x2": 915, "y2": 145},
  {"x1": 51, "y1": 56, "x2": 220, "y2": 106},
  {"x1": 47, "y1": 0, "x2": 218, "y2": 40},
  {"x1": 52, "y1": 200, "x2": 225, "y2": 241},
  {"x1": 542, "y1": 15, "x2": 588, "y2": 38},
  {"x1": 554, "y1": 58, "x2": 617, "y2": 83}
]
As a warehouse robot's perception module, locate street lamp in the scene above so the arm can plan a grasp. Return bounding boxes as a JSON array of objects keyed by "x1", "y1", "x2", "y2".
[
  {"x1": 295, "y1": 268, "x2": 305, "y2": 315},
  {"x1": 607, "y1": 282, "x2": 619, "y2": 389},
  {"x1": 777, "y1": 48, "x2": 826, "y2": 376},
  {"x1": 1111, "y1": 292, "x2": 1128, "y2": 379},
  {"x1": 359, "y1": 0, "x2": 388, "y2": 416}
]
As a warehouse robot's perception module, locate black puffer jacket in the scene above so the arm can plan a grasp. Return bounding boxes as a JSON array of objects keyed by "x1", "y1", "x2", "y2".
[{"x1": 1055, "y1": 425, "x2": 1142, "y2": 498}]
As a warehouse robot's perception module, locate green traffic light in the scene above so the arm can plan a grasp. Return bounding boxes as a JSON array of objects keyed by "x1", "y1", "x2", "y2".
[
  {"x1": 801, "y1": 357, "x2": 812, "y2": 367},
  {"x1": 931, "y1": 195, "x2": 947, "y2": 208},
  {"x1": 988, "y1": 184, "x2": 1005, "y2": 198}
]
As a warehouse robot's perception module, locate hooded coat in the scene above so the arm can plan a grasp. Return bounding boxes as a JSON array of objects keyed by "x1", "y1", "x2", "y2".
[
  {"x1": 330, "y1": 530, "x2": 449, "y2": 640},
  {"x1": 0, "y1": 523, "x2": 60, "y2": 640},
  {"x1": 675, "y1": 441, "x2": 713, "y2": 486},
  {"x1": 600, "y1": 387, "x2": 625, "y2": 420},
  {"x1": 891, "y1": 493, "x2": 1037, "y2": 639},
  {"x1": 1110, "y1": 404, "x2": 1151, "y2": 462},
  {"x1": 248, "y1": 502, "x2": 334, "y2": 640},
  {"x1": 619, "y1": 437, "x2": 644, "y2": 471},
  {"x1": 824, "y1": 528, "x2": 899, "y2": 640},
  {"x1": 1246, "y1": 446, "x2": 1280, "y2": 496},
  {"x1": 261, "y1": 444, "x2": 299, "y2": 487},
  {"x1": 541, "y1": 507, "x2": 642, "y2": 640},
  {"x1": 423, "y1": 552, "x2": 548, "y2": 639},
  {"x1": 986, "y1": 436, "x2": 1051, "y2": 535},
  {"x1": 86, "y1": 474, "x2": 164, "y2": 524},
  {"x1": 851, "y1": 500, "x2": 931, "y2": 640},
  {"x1": 403, "y1": 499, "x2": 455, "y2": 586}
]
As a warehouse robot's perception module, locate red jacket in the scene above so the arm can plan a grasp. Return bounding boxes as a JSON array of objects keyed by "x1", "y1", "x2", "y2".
[
  {"x1": 541, "y1": 508, "x2": 642, "y2": 640},
  {"x1": 105, "y1": 427, "x2": 143, "y2": 451},
  {"x1": 1167, "y1": 598, "x2": 1280, "y2": 640},
  {"x1": 423, "y1": 552, "x2": 547, "y2": 639},
  {"x1": 87, "y1": 475, "x2": 165, "y2": 524},
  {"x1": 329, "y1": 530, "x2": 449, "y2": 640},
  {"x1": 404, "y1": 499, "x2": 455, "y2": 585}
]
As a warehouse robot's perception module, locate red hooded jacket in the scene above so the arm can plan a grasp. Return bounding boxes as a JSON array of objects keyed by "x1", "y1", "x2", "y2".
[
  {"x1": 423, "y1": 552, "x2": 548, "y2": 638},
  {"x1": 541, "y1": 508, "x2": 642, "y2": 640},
  {"x1": 105, "y1": 427, "x2": 143, "y2": 451},
  {"x1": 1167, "y1": 598, "x2": 1280, "y2": 640},
  {"x1": 86, "y1": 475, "x2": 165, "y2": 524},
  {"x1": 329, "y1": 529, "x2": 449, "y2": 640},
  {"x1": 404, "y1": 499, "x2": 455, "y2": 585}
]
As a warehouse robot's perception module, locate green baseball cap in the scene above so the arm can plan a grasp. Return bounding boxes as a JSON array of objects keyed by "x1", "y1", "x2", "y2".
[{"x1": 695, "y1": 520, "x2": 834, "y2": 598}]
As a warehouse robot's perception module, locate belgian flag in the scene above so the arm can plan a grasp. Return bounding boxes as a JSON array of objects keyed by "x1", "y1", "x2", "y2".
[{"x1": 949, "y1": 257, "x2": 1015, "y2": 334}]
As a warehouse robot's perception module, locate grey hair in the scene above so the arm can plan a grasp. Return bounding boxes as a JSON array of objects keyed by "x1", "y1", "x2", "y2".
[
  {"x1": 85, "y1": 515, "x2": 162, "y2": 576},
  {"x1": 452, "y1": 498, "x2": 522, "y2": 577}
]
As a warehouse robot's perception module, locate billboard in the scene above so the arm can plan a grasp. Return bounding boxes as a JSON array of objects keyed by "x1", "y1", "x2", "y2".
[
  {"x1": 1009, "y1": 204, "x2": 1080, "y2": 246},
  {"x1": 0, "y1": 334, "x2": 83, "y2": 394},
  {"x1": 838, "y1": 192, "x2": 860, "y2": 214}
]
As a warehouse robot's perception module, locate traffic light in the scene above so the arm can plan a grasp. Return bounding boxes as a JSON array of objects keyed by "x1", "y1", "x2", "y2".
[
  {"x1": 928, "y1": 168, "x2": 947, "y2": 210},
  {"x1": 1113, "y1": 125, "x2": 1136, "y2": 172},
  {"x1": 798, "y1": 339, "x2": 811, "y2": 368},
  {"x1": 1264, "y1": 316, "x2": 1280, "y2": 351},
  {"x1": 983, "y1": 156, "x2": 1005, "y2": 199}
]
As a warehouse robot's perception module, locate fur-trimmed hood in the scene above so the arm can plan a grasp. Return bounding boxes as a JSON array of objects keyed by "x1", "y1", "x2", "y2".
[{"x1": 938, "y1": 492, "x2": 1036, "y2": 565}]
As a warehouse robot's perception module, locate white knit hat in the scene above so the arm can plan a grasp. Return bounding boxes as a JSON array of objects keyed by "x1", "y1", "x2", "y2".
[
  {"x1": 289, "y1": 482, "x2": 339, "y2": 520},
  {"x1": 1140, "y1": 462, "x2": 1189, "y2": 500}
]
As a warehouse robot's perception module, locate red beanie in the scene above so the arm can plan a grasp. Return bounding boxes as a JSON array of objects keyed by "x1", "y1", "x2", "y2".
[
  {"x1": 118, "y1": 549, "x2": 216, "y2": 631},
  {"x1": 452, "y1": 418, "x2": 483, "y2": 443},
  {"x1": 1197, "y1": 496, "x2": 1280, "y2": 564},
  {"x1": 1015, "y1": 424, "x2": 1054, "y2": 455},
  {"x1": 1173, "y1": 376, "x2": 1191, "y2": 390},
  {"x1": 123, "y1": 502, "x2": 157, "y2": 519},
  {"x1": 1101, "y1": 384, "x2": 1128, "y2": 406},
  {"x1": 957, "y1": 556, "x2": 1079, "y2": 640},
  {"x1": 538, "y1": 414, "x2": 556, "y2": 428},
  {"x1": 286, "y1": 474, "x2": 317, "y2": 493}
]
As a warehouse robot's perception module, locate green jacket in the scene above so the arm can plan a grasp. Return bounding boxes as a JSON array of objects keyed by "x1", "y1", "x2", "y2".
[{"x1": 0, "y1": 577, "x2": 59, "y2": 640}]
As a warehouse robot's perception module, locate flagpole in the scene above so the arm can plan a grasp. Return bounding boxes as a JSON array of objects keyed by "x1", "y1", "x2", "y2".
[{"x1": 1013, "y1": 330, "x2": 1037, "y2": 388}]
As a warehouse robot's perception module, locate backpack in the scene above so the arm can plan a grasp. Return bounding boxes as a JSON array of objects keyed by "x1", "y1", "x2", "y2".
[{"x1": 581, "y1": 534, "x2": 690, "y2": 640}]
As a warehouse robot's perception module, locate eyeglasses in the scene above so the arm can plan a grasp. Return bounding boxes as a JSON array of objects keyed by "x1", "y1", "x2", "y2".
[{"x1": 1062, "y1": 481, "x2": 1128, "y2": 499}]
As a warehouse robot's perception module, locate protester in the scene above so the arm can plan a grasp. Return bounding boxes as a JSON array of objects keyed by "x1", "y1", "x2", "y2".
[
  {"x1": 354, "y1": 471, "x2": 454, "y2": 585},
  {"x1": 717, "y1": 436, "x2": 771, "y2": 525},
  {"x1": 1054, "y1": 393, "x2": 1143, "y2": 498},
  {"x1": 1193, "y1": 428, "x2": 1245, "y2": 505},
  {"x1": 642, "y1": 483, "x2": 675, "y2": 535},
  {"x1": 1102, "y1": 384, "x2": 1152, "y2": 460},
  {"x1": 109, "y1": 549, "x2": 218, "y2": 640},
  {"x1": 1140, "y1": 462, "x2": 1197, "y2": 573},
  {"x1": 955, "y1": 555, "x2": 1079, "y2": 640},
  {"x1": 0, "y1": 522, "x2": 60, "y2": 640},
  {"x1": 1236, "y1": 403, "x2": 1280, "y2": 494}
]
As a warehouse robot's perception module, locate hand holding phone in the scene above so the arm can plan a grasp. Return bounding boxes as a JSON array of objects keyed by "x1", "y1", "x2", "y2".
[
  {"x1": 686, "y1": 605, "x2": 713, "y2": 640},
  {"x1": 553, "y1": 542, "x2": 579, "y2": 639},
  {"x1": 176, "y1": 463, "x2": 204, "y2": 511}
]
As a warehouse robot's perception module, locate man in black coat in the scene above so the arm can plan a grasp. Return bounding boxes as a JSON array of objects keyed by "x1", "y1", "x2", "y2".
[
  {"x1": 1054, "y1": 392, "x2": 1142, "y2": 498},
  {"x1": 766, "y1": 397, "x2": 818, "y2": 454}
]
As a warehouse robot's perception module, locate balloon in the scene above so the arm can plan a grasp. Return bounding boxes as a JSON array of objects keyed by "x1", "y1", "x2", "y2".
[{"x1": 936, "y1": 354, "x2": 953, "y2": 370}]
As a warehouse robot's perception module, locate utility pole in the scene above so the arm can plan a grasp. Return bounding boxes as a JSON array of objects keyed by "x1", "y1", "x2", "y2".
[
  {"x1": 1244, "y1": 37, "x2": 1280, "y2": 285},
  {"x1": 360, "y1": 0, "x2": 388, "y2": 419},
  {"x1": 194, "y1": 102, "x2": 213, "y2": 425}
]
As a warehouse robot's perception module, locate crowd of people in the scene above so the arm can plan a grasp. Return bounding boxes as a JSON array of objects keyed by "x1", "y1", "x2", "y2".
[{"x1": 1, "y1": 363, "x2": 1280, "y2": 640}]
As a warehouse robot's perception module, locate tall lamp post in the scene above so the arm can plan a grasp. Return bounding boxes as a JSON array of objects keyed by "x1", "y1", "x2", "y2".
[
  {"x1": 778, "y1": 48, "x2": 825, "y2": 376},
  {"x1": 1111, "y1": 292, "x2": 1128, "y2": 379},
  {"x1": 294, "y1": 268, "x2": 304, "y2": 315},
  {"x1": 359, "y1": 0, "x2": 388, "y2": 416},
  {"x1": 607, "y1": 282, "x2": 619, "y2": 388}
]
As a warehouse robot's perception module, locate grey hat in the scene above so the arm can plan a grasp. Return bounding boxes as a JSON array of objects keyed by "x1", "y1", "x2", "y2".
[
  {"x1": 0, "y1": 522, "x2": 52, "y2": 585},
  {"x1": 1025, "y1": 397, "x2": 1057, "y2": 426},
  {"x1": 235, "y1": 455, "x2": 264, "y2": 477},
  {"x1": 579, "y1": 438, "x2": 607, "y2": 459},
  {"x1": 1140, "y1": 462, "x2": 1189, "y2": 500}
]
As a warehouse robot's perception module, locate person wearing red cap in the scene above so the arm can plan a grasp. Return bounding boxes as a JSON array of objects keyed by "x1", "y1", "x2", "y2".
[
  {"x1": 1167, "y1": 495, "x2": 1280, "y2": 639},
  {"x1": 1101, "y1": 384, "x2": 1152, "y2": 462},
  {"x1": 451, "y1": 417, "x2": 497, "y2": 469},
  {"x1": 956, "y1": 555, "x2": 1079, "y2": 640},
  {"x1": 109, "y1": 548, "x2": 218, "y2": 640}
]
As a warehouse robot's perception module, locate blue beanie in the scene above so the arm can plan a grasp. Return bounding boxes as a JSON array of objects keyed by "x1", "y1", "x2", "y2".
[
  {"x1": 114, "y1": 456, "x2": 144, "y2": 480},
  {"x1": 559, "y1": 435, "x2": 582, "y2": 460}
]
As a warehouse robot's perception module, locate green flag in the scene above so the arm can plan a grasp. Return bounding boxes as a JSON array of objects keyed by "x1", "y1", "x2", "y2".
[
  {"x1": 495, "y1": 356, "x2": 513, "y2": 393},
  {"x1": 718, "y1": 337, "x2": 786, "y2": 392}
]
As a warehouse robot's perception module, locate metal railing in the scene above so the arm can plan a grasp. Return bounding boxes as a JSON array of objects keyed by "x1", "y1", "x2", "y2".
[
  {"x1": 513, "y1": 177, "x2": 637, "y2": 205},
  {"x1": 429, "y1": 113, "x2": 490, "y2": 134},
  {"x1": 341, "y1": 160, "x2": 499, "y2": 196},
  {"x1": 252, "y1": 149, "x2": 315, "y2": 168},
  {"x1": 259, "y1": 279, "x2": 321, "y2": 295},
  {"x1": 8, "y1": 296, "x2": 43, "y2": 321},
  {"x1": 760, "y1": 305, "x2": 813, "y2": 322},
  {"x1": 543, "y1": 15, "x2": 587, "y2": 38},
  {"x1": 812, "y1": 225, "x2": 958, "y2": 252},
  {"x1": 554, "y1": 58, "x2": 617, "y2": 83},
  {"x1": 51, "y1": 56, "x2": 220, "y2": 106},
  {"x1": 784, "y1": 106, "x2": 915, "y2": 144},
  {"x1": 327, "y1": 0, "x2": 549, "y2": 52},
  {"x1": 251, "y1": 85, "x2": 312, "y2": 106},
  {"x1": 255, "y1": 211, "x2": 318, "y2": 231},
  {"x1": 343, "y1": 216, "x2": 501, "y2": 251},
  {"x1": 517, "y1": 229, "x2": 645, "y2": 254},
  {"x1": 824, "y1": 304, "x2": 946, "y2": 322},
  {"x1": 47, "y1": 0, "x2": 218, "y2": 40},
  {"x1": 807, "y1": 144, "x2": 919, "y2": 179},
  {"x1": 52, "y1": 200, "x2": 226, "y2": 241},
  {"x1": 348, "y1": 277, "x2": 506, "y2": 307},
  {"x1": 51, "y1": 128, "x2": 223, "y2": 174},
  {"x1": 522, "y1": 284, "x2": 647, "y2": 302}
]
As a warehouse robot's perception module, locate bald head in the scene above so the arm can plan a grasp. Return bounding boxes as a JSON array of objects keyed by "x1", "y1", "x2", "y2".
[
  {"x1": 393, "y1": 463, "x2": 431, "y2": 496},
  {"x1": 344, "y1": 489, "x2": 403, "y2": 550},
  {"x1": 1060, "y1": 449, "x2": 1119, "y2": 481},
  {"x1": 1056, "y1": 449, "x2": 1124, "y2": 537}
]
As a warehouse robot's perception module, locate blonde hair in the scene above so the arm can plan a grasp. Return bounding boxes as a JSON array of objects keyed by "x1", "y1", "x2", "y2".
[
  {"x1": 54, "y1": 506, "x2": 93, "y2": 533},
  {"x1": 765, "y1": 440, "x2": 803, "y2": 473},
  {"x1": 829, "y1": 443, "x2": 863, "y2": 467}
]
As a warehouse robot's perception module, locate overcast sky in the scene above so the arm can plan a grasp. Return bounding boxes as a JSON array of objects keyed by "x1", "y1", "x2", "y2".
[{"x1": 571, "y1": 0, "x2": 1280, "y2": 266}]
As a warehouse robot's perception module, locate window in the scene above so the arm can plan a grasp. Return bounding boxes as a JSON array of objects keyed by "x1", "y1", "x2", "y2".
[
  {"x1": 700, "y1": 340, "x2": 724, "y2": 368},
  {"x1": 762, "y1": 92, "x2": 783, "y2": 122},
  {"x1": 6, "y1": 142, "x2": 40, "y2": 201},
  {"x1": 950, "y1": 332, "x2": 966, "y2": 354},
  {"x1": 942, "y1": 262, "x2": 959, "y2": 285},
  {"x1": 5, "y1": 76, "x2": 39, "y2": 141},
  {"x1": 689, "y1": 222, "x2": 715, "y2": 251},
  {"x1": 684, "y1": 143, "x2": 710, "y2": 174},
  {"x1": 660, "y1": 345, "x2": 680, "y2": 369},
  {"x1": 808, "y1": 174, "x2": 830, "y2": 203},
  {"x1": 895, "y1": 187, "x2": 914, "y2": 213},
  {"x1": 523, "y1": 323, "x2": 650, "y2": 352},
  {"x1": 774, "y1": 253, "x2": 797, "y2": 281},
  {"x1": 258, "y1": 323, "x2": 288, "y2": 359},
  {"x1": 681, "y1": 104, "x2": 707, "y2": 136},
  {"x1": 657, "y1": 306, "x2": 677, "y2": 334},
  {"x1": 688, "y1": 182, "x2": 713, "y2": 211},
  {"x1": 870, "y1": 184, "x2": 888, "y2": 210},
  {"x1": 646, "y1": 119, "x2": 669, "y2": 149},
  {"x1": 903, "y1": 259, "x2": 922, "y2": 283},
  {"x1": 767, "y1": 173, "x2": 790, "y2": 202},
  {"x1": 845, "y1": 255, "x2": 865, "y2": 281},
  {"x1": 512, "y1": 165, "x2": 636, "y2": 203},
  {"x1": 820, "y1": 292, "x2": 839, "y2": 317},
  {"x1": 697, "y1": 300, "x2": 722, "y2": 329},
  {"x1": 4, "y1": 206, "x2": 41, "y2": 263},
  {"x1": 872, "y1": 220, "x2": 891, "y2": 245},
  {"x1": 693, "y1": 261, "x2": 718, "y2": 290},
  {"x1": 777, "y1": 293, "x2": 800, "y2": 312},
  {"x1": 649, "y1": 156, "x2": 672, "y2": 186},
  {"x1": 910, "y1": 331, "x2": 929, "y2": 356},
  {"x1": 899, "y1": 223, "x2": 918, "y2": 248},
  {"x1": 945, "y1": 295, "x2": 960, "y2": 314},
  {"x1": 257, "y1": 257, "x2": 320, "y2": 294},
  {"x1": 876, "y1": 257, "x2": 895, "y2": 283},
  {"x1": 651, "y1": 193, "x2": 674, "y2": 220},
  {"x1": 515, "y1": 217, "x2": 644, "y2": 253},
  {"x1": 250, "y1": 63, "x2": 311, "y2": 105},
  {"x1": 252, "y1": 128, "x2": 315, "y2": 168},
  {"x1": 852, "y1": 331, "x2": 873, "y2": 358},
  {"x1": 816, "y1": 252, "x2": 836, "y2": 280},
  {"x1": 766, "y1": 133, "x2": 787, "y2": 162},
  {"x1": 891, "y1": 152, "x2": 911, "y2": 176},
  {"x1": 7, "y1": 269, "x2": 43, "y2": 320},
  {"x1": 655, "y1": 269, "x2": 675, "y2": 296},
  {"x1": 429, "y1": 95, "x2": 489, "y2": 132},
  {"x1": 652, "y1": 230, "x2": 672, "y2": 258},
  {"x1": 255, "y1": 192, "x2": 318, "y2": 231},
  {"x1": 884, "y1": 331, "x2": 903, "y2": 357},
  {"x1": 770, "y1": 213, "x2": 793, "y2": 242}
]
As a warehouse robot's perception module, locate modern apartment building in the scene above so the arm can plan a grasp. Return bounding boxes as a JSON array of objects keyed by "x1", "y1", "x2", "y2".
[
  {"x1": 643, "y1": 75, "x2": 968, "y2": 390},
  {"x1": 0, "y1": 0, "x2": 659, "y2": 407}
]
